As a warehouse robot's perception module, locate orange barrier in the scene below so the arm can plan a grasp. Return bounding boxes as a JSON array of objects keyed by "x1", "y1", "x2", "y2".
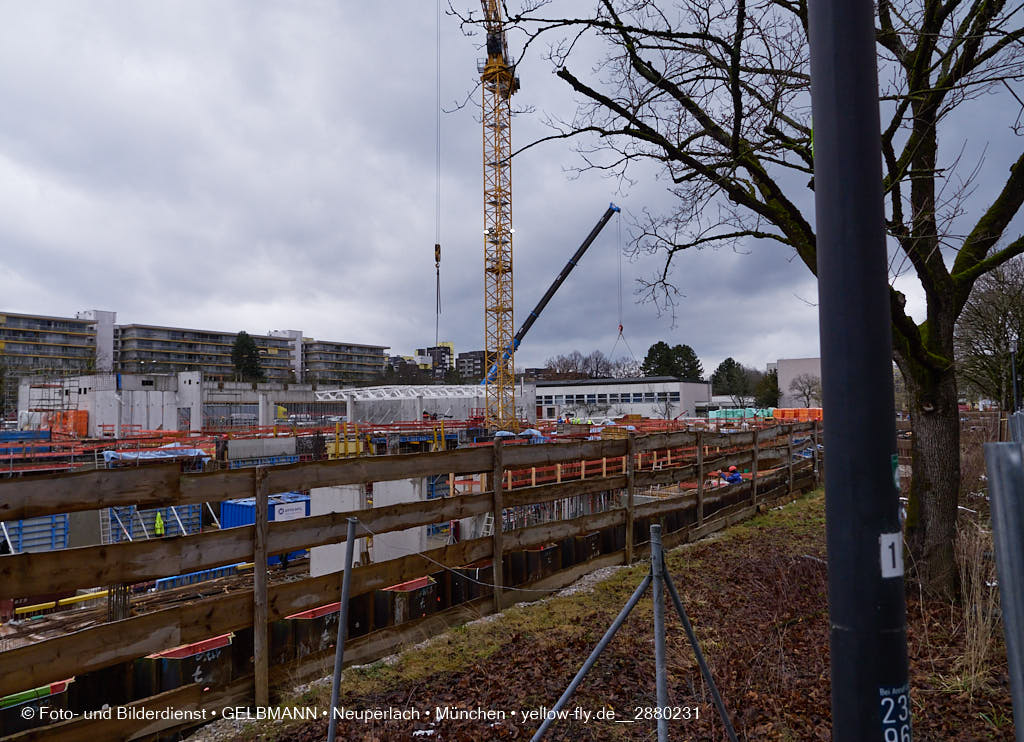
[
  {"x1": 773, "y1": 408, "x2": 823, "y2": 422},
  {"x1": 49, "y1": 410, "x2": 89, "y2": 437}
]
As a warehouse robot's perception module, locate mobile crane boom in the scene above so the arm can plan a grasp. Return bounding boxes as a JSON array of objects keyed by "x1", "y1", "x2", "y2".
[{"x1": 483, "y1": 203, "x2": 620, "y2": 385}]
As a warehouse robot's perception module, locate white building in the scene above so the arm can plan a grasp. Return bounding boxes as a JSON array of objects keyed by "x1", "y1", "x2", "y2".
[
  {"x1": 534, "y1": 377, "x2": 713, "y2": 420},
  {"x1": 17, "y1": 372, "x2": 329, "y2": 436},
  {"x1": 776, "y1": 357, "x2": 822, "y2": 407}
]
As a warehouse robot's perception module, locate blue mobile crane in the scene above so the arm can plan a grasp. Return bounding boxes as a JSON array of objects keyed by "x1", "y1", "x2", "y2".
[{"x1": 482, "y1": 203, "x2": 620, "y2": 384}]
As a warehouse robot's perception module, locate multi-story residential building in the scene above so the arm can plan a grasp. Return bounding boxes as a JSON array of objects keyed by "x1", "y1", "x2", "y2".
[
  {"x1": 456, "y1": 350, "x2": 486, "y2": 381},
  {"x1": 0, "y1": 310, "x2": 115, "y2": 416},
  {"x1": 115, "y1": 324, "x2": 295, "y2": 381},
  {"x1": 416, "y1": 344, "x2": 454, "y2": 378},
  {"x1": 1, "y1": 308, "x2": 390, "y2": 416},
  {"x1": 301, "y1": 338, "x2": 388, "y2": 387}
]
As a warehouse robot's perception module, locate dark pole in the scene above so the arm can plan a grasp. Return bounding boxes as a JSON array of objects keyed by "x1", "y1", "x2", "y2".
[{"x1": 807, "y1": 0, "x2": 912, "y2": 739}]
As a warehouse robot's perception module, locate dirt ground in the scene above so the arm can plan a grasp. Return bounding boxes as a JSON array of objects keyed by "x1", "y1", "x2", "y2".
[{"x1": 224, "y1": 490, "x2": 1014, "y2": 741}]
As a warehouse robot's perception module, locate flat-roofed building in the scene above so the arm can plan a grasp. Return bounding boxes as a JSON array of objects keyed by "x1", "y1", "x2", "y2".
[
  {"x1": 301, "y1": 338, "x2": 388, "y2": 386},
  {"x1": 776, "y1": 357, "x2": 822, "y2": 407},
  {"x1": 535, "y1": 377, "x2": 713, "y2": 420},
  {"x1": 456, "y1": 350, "x2": 486, "y2": 381},
  {"x1": 0, "y1": 310, "x2": 115, "y2": 417},
  {"x1": 115, "y1": 324, "x2": 294, "y2": 381}
]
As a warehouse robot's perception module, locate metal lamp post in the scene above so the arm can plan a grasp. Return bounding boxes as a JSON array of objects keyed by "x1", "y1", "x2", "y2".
[{"x1": 1012, "y1": 338, "x2": 1019, "y2": 412}]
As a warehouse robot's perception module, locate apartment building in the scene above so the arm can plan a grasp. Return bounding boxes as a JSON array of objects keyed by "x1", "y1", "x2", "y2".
[
  {"x1": 115, "y1": 324, "x2": 294, "y2": 381},
  {"x1": 301, "y1": 338, "x2": 389, "y2": 386}
]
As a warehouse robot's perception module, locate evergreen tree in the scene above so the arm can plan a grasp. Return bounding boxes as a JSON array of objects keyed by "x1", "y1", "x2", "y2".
[
  {"x1": 641, "y1": 342, "x2": 704, "y2": 381},
  {"x1": 711, "y1": 357, "x2": 752, "y2": 404},
  {"x1": 754, "y1": 369, "x2": 781, "y2": 408},
  {"x1": 231, "y1": 331, "x2": 265, "y2": 382}
]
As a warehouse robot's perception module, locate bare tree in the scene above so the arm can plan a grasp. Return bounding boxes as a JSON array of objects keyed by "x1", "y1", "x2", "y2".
[
  {"x1": 609, "y1": 356, "x2": 643, "y2": 378},
  {"x1": 456, "y1": 0, "x2": 1024, "y2": 597},
  {"x1": 544, "y1": 350, "x2": 587, "y2": 378},
  {"x1": 955, "y1": 256, "x2": 1024, "y2": 409},
  {"x1": 651, "y1": 398, "x2": 676, "y2": 419},
  {"x1": 582, "y1": 350, "x2": 614, "y2": 377},
  {"x1": 788, "y1": 373, "x2": 822, "y2": 407},
  {"x1": 546, "y1": 349, "x2": 624, "y2": 378}
]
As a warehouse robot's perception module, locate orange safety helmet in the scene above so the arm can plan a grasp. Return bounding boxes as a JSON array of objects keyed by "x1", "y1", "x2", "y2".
[{"x1": 728, "y1": 465, "x2": 738, "y2": 472}]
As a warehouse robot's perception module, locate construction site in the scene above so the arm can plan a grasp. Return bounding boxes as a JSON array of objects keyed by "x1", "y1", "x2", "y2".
[
  {"x1": 6, "y1": 0, "x2": 1024, "y2": 738},
  {"x1": 0, "y1": 9, "x2": 831, "y2": 727},
  {"x1": 0, "y1": 394, "x2": 822, "y2": 740}
]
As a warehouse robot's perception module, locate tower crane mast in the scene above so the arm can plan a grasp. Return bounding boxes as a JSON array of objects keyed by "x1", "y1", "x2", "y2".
[{"x1": 479, "y1": 0, "x2": 520, "y2": 429}]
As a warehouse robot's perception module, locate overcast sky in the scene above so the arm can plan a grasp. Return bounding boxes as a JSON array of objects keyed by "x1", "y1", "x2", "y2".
[{"x1": 6, "y1": 1, "x2": 1008, "y2": 378}]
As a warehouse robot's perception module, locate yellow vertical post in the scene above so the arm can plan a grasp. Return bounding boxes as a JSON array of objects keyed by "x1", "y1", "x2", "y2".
[{"x1": 335, "y1": 422, "x2": 340, "y2": 459}]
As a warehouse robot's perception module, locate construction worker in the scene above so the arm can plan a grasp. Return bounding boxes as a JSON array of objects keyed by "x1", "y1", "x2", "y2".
[
  {"x1": 719, "y1": 466, "x2": 743, "y2": 484},
  {"x1": 154, "y1": 511, "x2": 165, "y2": 537}
]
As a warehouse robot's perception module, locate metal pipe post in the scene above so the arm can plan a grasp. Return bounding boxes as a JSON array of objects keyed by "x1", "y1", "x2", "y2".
[
  {"x1": 1011, "y1": 411, "x2": 1024, "y2": 443},
  {"x1": 807, "y1": 0, "x2": 911, "y2": 735},
  {"x1": 327, "y1": 517, "x2": 359, "y2": 742},
  {"x1": 530, "y1": 573, "x2": 652, "y2": 742},
  {"x1": 1013, "y1": 342, "x2": 1020, "y2": 413},
  {"x1": 984, "y1": 443, "x2": 1024, "y2": 741},
  {"x1": 650, "y1": 525, "x2": 669, "y2": 741}
]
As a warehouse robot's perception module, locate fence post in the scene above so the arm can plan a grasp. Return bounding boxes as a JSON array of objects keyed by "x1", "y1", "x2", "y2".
[
  {"x1": 492, "y1": 440, "x2": 505, "y2": 608},
  {"x1": 625, "y1": 433, "x2": 636, "y2": 564},
  {"x1": 812, "y1": 421, "x2": 821, "y2": 486},
  {"x1": 751, "y1": 429, "x2": 760, "y2": 506},
  {"x1": 787, "y1": 425, "x2": 795, "y2": 494},
  {"x1": 696, "y1": 431, "x2": 705, "y2": 526},
  {"x1": 253, "y1": 468, "x2": 269, "y2": 708}
]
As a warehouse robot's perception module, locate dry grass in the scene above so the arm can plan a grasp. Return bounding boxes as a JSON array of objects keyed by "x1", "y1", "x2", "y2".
[{"x1": 952, "y1": 517, "x2": 1002, "y2": 698}]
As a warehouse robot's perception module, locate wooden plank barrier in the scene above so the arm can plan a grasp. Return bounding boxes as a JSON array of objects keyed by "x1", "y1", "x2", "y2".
[{"x1": 0, "y1": 425, "x2": 818, "y2": 739}]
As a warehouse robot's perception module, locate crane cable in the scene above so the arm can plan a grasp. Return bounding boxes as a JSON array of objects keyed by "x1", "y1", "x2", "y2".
[
  {"x1": 434, "y1": 0, "x2": 442, "y2": 347},
  {"x1": 608, "y1": 210, "x2": 639, "y2": 366}
]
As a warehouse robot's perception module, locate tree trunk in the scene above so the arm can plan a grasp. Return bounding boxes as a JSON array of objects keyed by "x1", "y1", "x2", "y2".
[{"x1": 903, "y1": 364, "x2": 961, "y2": 599}]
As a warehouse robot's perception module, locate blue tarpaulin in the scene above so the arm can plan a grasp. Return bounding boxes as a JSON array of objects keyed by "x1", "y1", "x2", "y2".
[{"x1": 103, "y1": 446, "x2": 211, "y2": 465}]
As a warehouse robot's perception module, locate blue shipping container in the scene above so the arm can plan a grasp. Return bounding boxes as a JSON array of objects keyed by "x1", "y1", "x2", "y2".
[{"x1": 220, "y1": 493, "x2": 311, "y2": 564}]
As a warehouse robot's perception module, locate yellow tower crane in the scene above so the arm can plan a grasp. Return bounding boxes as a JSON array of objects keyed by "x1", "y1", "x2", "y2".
[{"x1": 479, "y1": 0, "x2": 520, "y2": 430}]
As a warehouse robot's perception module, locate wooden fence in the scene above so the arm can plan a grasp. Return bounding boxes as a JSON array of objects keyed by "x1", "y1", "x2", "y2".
[{"x1": 0, "y1": 423, "x2": 820, "y2": 741}]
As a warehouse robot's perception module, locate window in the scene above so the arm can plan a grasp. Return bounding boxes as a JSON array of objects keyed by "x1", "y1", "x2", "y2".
[
  {"x1": 632, "y1": 393, "x2": 644, "y2": 403},
  {"x1": 669, "y1": 392, "x2": 680, "y2": 402},
  {"x1": 597, "y1": 394, "x2": 608, "y2": 403},
  {"x1": 644, "y1": 392, "x2": 655, "y2": 402},
  {"x1": 656, "y1": 392, "x2": 668, "y2": 401},
  {"x1": 586, "y1": 395, "x2": 596, "y2": 404}
]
